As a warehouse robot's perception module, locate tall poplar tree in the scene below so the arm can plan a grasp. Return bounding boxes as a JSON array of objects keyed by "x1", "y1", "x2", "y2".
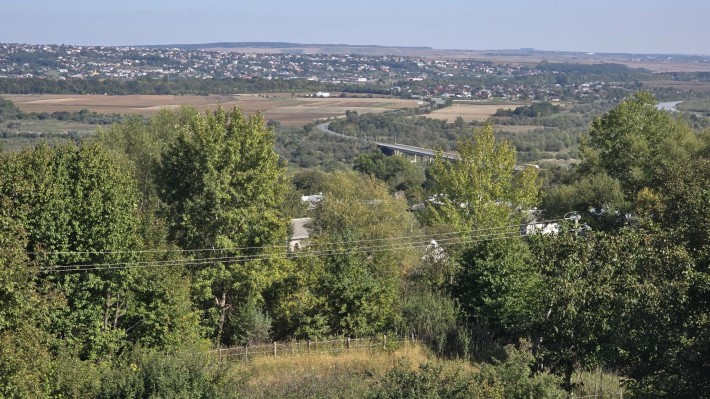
[{"x1": 157, "y1": 106, "x2": 288, "y2": 346}]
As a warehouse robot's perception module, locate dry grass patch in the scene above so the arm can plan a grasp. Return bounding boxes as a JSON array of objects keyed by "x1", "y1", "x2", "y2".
[
  {"x1": 240, "y1": 343, "x2": 431, "y2": 387},
  {"x1": 3, "y1": 94, "x2": 237, "y2": 114},
  {"x1": 493, "y1": 124, "x2": 545, "y2": 133},
  {"x1": 642, "y1": 80, "x2": 710, "y2": 92},
  {"x1": 429, "y1": 102, "x2": 529, "y2": 123},
  {"x1": 226, "y1": 343, "x2": 439, "y2": 398}
]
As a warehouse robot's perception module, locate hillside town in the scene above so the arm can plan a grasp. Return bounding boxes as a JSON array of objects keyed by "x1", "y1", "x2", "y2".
[
  {"x1": 0, "y1": 43, "x2": 537, "y2": 81},
  {"x1": 0, "y1": 42, "x2": 638, "y2": 102}
]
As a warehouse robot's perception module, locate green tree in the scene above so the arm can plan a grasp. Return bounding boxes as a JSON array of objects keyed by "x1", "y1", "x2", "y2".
[
  {"x1": 97, "y1": 108, "x2": 208, "y2": 351},
  {"x1": 0, "y1": 143, "x2": 143, "y2": 358},
  {"x1": 582, "y1": 91, "x2": 699, "y2": 196},
  {"x1": 452, "y1": 238, "x2": 539, "y2": 338},
  {"x1": 423, "y1": 123, "x2": 539, "y2": 232},
  {"x1": 272, "y1": 172, "x2": 419, "y2": 337},
  {"x1": 626, "y1": 158, "x2": 710, "y2": 397},
  {"x1": 157, "y1": 106, "x2": 288, "y2": 346},
  {"x1": 544, "y1": 92, "x2": 701, "y2": 228},
  {"x1": 454, "y1": 116, "x2": 465, "y2": 128},
  {"x1": 542, "y1": 172, "x2": 627, "y2": 229},
  {"x1": 535, "y1": 93, "x2": 710, "y2": 394},
  {"x1": 0, "y1": 213, "x2": 52, "y2": 398},
  {"x1": 419, "y1": 124, "x2": 540, "y2": 345},
  {"x1": 313, "y1": 172, "x2": 418, "y2": 335},
  {"x1": 96, "y1": 107, "x2": 199, "y2": 212},
  {"x1": 0, "y1": 142, "x2": 202, "y2": 359},
  {"x1": 353, "y1": 151, "x2": 425, "y2": 197},
  {"x1": 0, "y1": 97, "x2": 23, "y2": 122},
  {"x1": 526, "y1": 227, "x2": 708, "y2": 395}
]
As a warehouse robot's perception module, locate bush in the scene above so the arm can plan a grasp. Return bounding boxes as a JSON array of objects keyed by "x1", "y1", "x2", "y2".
[
  {"x1": 371, "y1": 361, "x2": 502, "y2": 399},
  {"x1": 400, "y1": 292, "x2": 462, "y2": 358},
  {"x1": 479, "y1": 340, "x2": 565, "y2": 399},
  {"x1": 96, "y1": 348, "x2": 244, "y2": 399}
]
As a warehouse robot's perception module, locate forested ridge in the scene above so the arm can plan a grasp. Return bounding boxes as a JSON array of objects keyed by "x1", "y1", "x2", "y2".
[{"x1": 1, "y1": 92, "x2": 709, "y2": 398}]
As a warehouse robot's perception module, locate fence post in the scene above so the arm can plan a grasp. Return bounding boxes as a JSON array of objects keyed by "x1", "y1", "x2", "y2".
[
  {"x1": 273, "y1": 341, "x2": 277, "y2": 356},
  {"x1": 218, "y1": 347, "x2": 223, "y2": 363},
  {"x1": 347, "y1": 337, "x2": 351, "y2": 351},
  {"x1": 411, "y1": 332, "x2": 415, "y2": 343},
  {"x1": 307, "y1": 339, "x2": 311, "y2": 353},
  {"x1": 599, "y1": 367, "x2": 603, "y2": 399},
  {"x1": 383, "y1": 334, "x2": 387, "y2": 349},
  {"x1": 244, "y1": 344, "x2": 248, "y2": 362}
]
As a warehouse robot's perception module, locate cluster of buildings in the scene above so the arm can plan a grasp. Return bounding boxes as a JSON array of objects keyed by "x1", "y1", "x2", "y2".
[
  {"x1": 0, "y1": 43, "x2": 539, "y2": 83},
  {"x1": 0, "y1": 43, "x2": 634, "y2": 102}
]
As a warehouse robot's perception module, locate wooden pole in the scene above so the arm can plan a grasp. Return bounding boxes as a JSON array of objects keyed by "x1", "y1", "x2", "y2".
[{"x1": 599, "y1": 367, "x2": 603, "y2": 398}]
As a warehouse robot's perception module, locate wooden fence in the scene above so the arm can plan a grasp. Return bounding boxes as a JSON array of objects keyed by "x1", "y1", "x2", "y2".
[{"x1": 214, "y1": 334, "x2": 411, "y2": 362}]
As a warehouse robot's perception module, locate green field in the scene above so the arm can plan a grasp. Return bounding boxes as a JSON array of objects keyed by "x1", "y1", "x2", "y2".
[{"x1": 1, "y1": 119, "x2": 98, "y2": 150}]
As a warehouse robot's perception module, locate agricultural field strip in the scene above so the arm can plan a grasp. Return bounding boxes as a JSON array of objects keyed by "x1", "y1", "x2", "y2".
[{"x1": 3, "y1": 94, "x2": 421, "y2": 126}]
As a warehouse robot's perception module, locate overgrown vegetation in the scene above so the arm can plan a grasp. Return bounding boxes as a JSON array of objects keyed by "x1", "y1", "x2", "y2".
[
  {"x1": 493, "y1": 101, "x2": 561, "y2": 118},
  {"x1": 1, "y1": 92, "x2": 709, "y2": 398}
]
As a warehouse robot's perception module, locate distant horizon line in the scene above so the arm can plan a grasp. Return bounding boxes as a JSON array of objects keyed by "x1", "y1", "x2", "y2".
[{"x1": 3, "y1": 41, "x2": 709, "y2": 58}]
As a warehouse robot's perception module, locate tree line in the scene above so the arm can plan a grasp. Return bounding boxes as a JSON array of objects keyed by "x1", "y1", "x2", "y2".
[
  {"x1": 0, "y1": 97, "x2": 125, "y2": 125},
  {"x1": 0, "y1": 77, "x2": 327, "y2": 95},
  {"x1": 493, "y1": 101, "x2": 561, "y2": 118},
  {"x1": 0, "y1": 77, "x2": 403, "y2": 97}
]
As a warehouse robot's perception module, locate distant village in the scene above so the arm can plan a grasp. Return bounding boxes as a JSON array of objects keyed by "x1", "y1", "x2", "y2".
[{"x1": 0, "y1": 43, "x2": 636, "y2": 102}]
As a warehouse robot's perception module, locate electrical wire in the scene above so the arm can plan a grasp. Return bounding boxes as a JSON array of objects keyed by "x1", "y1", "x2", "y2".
[
  {"x1": 42, "y1": 224, "x2": 523, "y2": 270},
  {"x1": 40, "y1": 221, "x2": 541, "y2": 270},
  {"x1": 38, "y1": 225, "x2": 539, "y2": 273},
  {"x1": 30, "y1": 218, "x2": 564, "y2": 258}
]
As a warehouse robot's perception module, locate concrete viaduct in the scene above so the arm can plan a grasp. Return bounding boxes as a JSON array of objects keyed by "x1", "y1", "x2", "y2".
[{"x1": 316, "y1": 121, "x2": 533, "y2": 171}]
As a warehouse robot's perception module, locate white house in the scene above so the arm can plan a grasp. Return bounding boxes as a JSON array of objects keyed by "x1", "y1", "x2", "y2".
[
  {"x1": 521, "y1": 222, "x2": 560, "y2": 236},
  {"x1": 289, "y1": 217, "x2": 311, "y2": 251}
]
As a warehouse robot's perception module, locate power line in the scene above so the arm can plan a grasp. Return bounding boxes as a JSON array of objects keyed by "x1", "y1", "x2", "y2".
[
  {"x1": 40, "y1": 222, "x2": 539, "y2": 270},
  {"x1": 42, "y1": 226, "x2": 520, "y2": 270},
  {"x1": 42, "y1": 235, "x2": 518, "y2": 273},
  {"x1": 38, "y1": 220, "x2": 563, "y2": 273},
  {"x1": 30, "y1": 219, "x2": 563, "y2": 258},
  {"x1": 39, "y1": 227, "x2": 532, "y2": 273}
]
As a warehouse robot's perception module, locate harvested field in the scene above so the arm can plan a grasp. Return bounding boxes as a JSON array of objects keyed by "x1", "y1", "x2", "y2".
[
  {"x1": 3, "y1": 94, "x2": 422, "y2": 126},
  {"x1": 642, "y1": 80, "x2": 710, "y2": 92},
  {"x1": 493, "y1": 125, "x2": 546, "y2": 133},
  {"x1": 3, "y1": 94, "x2": 236, "y2": 114},
  {"x1": 428, "y1": 102, "x2": 529, "y2": 123}
]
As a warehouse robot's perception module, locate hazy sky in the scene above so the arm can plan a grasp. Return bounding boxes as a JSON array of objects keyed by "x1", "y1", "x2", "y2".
[{"x1": 2, "y1": 0, "x2": 709, "y2": 55}]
